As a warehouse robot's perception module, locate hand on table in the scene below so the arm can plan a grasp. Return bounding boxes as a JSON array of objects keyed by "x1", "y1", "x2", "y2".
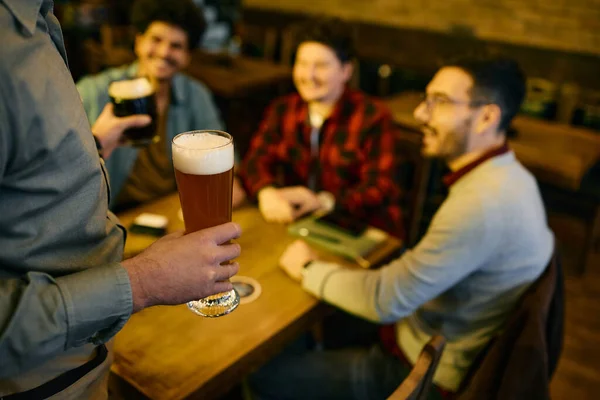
[
  {"x1": 123, "y1": 222, "x2": 242, "y2": 313},
  {"x1": 257, "y1": 187, "x2": 294, "y2": 223},
  {"x1": 258, "y1": 186, "x2": 322, "y2": 223},
  {"x1": 278, "y1": 186, "x2": 323, "y2": 217},
  {"x1": 279, "y1": 239, "x2": 318, "y2": 282}
]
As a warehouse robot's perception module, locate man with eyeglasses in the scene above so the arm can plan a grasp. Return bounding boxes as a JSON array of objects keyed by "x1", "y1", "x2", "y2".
[{"x1": 253, "y1": 57, "x2": 554, "y2": 398}]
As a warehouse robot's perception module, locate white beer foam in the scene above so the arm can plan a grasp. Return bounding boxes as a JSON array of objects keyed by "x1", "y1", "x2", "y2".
[
  {"x1": 108, "y1": 78, "x2": 154, "y2": 99},
  {"x1": 172, "y1": 132, "x2": 234, "y2": 175}
]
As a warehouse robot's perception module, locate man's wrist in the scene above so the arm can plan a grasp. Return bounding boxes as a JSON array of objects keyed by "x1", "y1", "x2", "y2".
[{"x1": 122, "y1": 258, "x2": 150, "y2": 313}]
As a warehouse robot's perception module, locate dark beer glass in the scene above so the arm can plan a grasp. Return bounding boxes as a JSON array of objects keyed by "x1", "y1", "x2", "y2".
[
  {"x1": 172, "y1": 130, "x2": 240, "y2": 317},
  {"x1": 108, "y1": 77, "x2": 158, "y2": 146}
]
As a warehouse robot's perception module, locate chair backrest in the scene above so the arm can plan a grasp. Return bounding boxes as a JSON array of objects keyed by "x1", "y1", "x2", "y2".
[
  {"x1": 238, "y1": 23, "x2": 278, "y2": 61},
  {"x1": 279, "y1": 23, "x2": 302, "y2": 67},
  {"x1": 386, "y1": 91, "x2": 450, "y2": 244},
  {"x1": 387, "y1": 335, "x2": 446, "y2": 400},
  {"x1": 457, "y1": 248, "x2": 563, "y2": 399},
  {"x1": 392, "y1": 126, "x2": 433, "y2": 246}
]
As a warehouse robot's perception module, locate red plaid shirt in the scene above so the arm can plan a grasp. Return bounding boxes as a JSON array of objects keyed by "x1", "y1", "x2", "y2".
[{"x1": 240, "y1": 88, "x2": 405, "y2": 238}]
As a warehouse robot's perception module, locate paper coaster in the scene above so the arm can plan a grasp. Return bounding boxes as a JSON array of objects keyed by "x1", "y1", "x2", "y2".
[{"x1": 231, "y1": 276, "x2": 262, "y2": 305}]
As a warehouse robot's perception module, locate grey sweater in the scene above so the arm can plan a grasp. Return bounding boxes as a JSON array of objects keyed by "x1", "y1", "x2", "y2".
[{"x1": 302, "y1": 151, "x2": 554, "y2": 391}]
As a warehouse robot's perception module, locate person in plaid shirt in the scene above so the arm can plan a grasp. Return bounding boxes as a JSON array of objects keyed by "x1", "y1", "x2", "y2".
[{"x1": 239, "y1": 19, "x2": 405, "y2": 238}]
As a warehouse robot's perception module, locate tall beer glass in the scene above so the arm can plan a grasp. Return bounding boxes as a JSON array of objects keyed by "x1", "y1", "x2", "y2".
[{"x1": 172, "y1": 130, "x2": 240, "y2": 317}]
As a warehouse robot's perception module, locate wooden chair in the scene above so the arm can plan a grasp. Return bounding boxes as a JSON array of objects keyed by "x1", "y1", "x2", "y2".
[
  {"x1": 457, "y1": 248, "x2": 563, "y2": 399},
  {"x1": 393, "y1": 127, "x2": 434, "y2": 246},
  {"x1": 279, "y1": 23, "x2": 301, "y2": 66},
  {"x1": 387, "y1": 335, "x2": 446, "y2": 400},
  {"x1": 238, "y1": 22, "x2": 278, "y2": 61}
]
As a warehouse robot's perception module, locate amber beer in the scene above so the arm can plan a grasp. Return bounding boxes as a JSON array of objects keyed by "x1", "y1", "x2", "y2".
[
  {"x1": 108, "y1": 77, "x2": 158, "y2": 146},
  {"x1": 172, "y1": 131, "x2": 234, "y2": 232},
  {"x1": 174, "y1": 169, "x2": 233, "y2": 231},
  {"x1": 172, "y1": 130, "x2": 239, "y2": 317}
]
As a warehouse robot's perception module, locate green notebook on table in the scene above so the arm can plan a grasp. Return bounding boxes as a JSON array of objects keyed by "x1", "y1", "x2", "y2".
[{"x1": 287, "y1": 211, "x2": 389, "y2": 268}]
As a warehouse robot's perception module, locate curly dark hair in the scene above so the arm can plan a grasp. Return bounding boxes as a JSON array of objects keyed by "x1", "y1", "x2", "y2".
[
  {"x1": 131, "y1": 0, "x2": 207, "y2": 49},
  {"x1": 444, "y1": 56, "x2": 526, "y2": 133},
  {"x1": 295, "y1": 18, "x2": 356, "y2": 63}
]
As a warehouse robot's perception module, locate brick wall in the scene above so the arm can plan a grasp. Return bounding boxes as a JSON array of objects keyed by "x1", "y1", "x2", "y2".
[{"x1": 244, "y1": 0, "x2": 600, "y2": 56}]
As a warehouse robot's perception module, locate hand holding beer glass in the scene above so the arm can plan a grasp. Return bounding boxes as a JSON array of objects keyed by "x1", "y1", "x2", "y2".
[{"x1": 172, "y1": 130, "x2": 240, "y2": 317}]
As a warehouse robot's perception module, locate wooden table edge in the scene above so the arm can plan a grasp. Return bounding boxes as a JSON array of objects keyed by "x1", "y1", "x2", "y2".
[{"x1": 109, "y1": 302, "x2": 332, "y2": 400}]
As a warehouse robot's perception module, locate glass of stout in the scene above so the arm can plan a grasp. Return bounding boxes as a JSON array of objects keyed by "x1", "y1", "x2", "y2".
[{"x1": 108, "y1": 77, "x2": 158, "y2": 146}]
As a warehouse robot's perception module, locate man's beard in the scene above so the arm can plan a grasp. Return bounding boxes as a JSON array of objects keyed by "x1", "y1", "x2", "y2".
[{"x1": 423, "y1": 116, "x2": 472, "y2": 162}]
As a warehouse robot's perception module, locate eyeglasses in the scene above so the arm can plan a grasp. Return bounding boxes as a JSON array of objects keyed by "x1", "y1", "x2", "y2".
[{"x1": 419, "y1": 93, "x2": 488, "y2": 112}]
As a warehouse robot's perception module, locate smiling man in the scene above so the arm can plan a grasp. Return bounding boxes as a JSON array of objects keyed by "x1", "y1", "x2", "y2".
[
  {"x1": 77, "y1": 0, "x2": 247, "y2": 211},
  {"x1": 238, "y1": 19, "x2": 405, "y2": 238},
  {"x1": 252, "y1": 57, "x2": 555, "y2": 399}
]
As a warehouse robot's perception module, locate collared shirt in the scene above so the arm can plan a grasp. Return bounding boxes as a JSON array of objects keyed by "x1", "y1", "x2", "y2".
[
  {"x1": 443, "y1": 143, "x2": 510, "y2": 187},
  {"x1": 76, "y1": 63, "x2": 224, "y2": 209},
  {"x1": 0, "y1": 0, "x2": 132, "y2": 397},
  {"x1": 239, "y1": 88, "x2": 406, "y2": 238}
]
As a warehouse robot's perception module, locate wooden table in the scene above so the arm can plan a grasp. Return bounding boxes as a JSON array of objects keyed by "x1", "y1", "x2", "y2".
[
  {"x1": 110, "y1": 194, "x2": 401, "y2": 400},
  {"x1": 385, "y1": 91, "x2": 600, "y2": 191}
]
